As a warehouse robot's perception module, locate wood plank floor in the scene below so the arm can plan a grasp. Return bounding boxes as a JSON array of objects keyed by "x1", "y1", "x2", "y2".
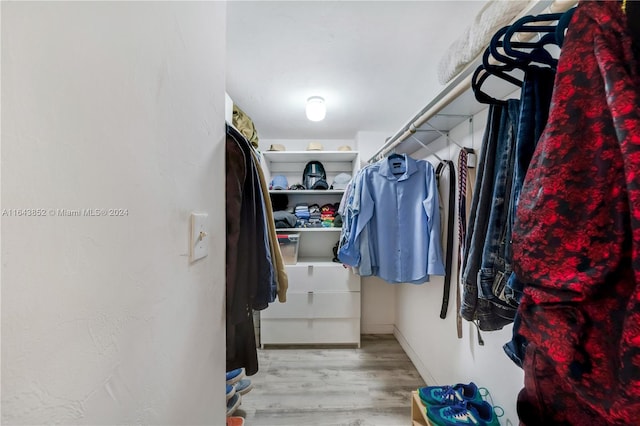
[{"x1": 233, "y1": 334, "x2": 426, "y2": 426}]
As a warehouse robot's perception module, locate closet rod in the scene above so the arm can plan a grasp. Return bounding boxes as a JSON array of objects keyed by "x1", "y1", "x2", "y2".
[{"x1": 368, "y1": 0, "x2": 577, "y2": 164}]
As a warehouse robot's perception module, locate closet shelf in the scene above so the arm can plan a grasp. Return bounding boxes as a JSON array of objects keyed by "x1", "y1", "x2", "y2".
[
  {"x1": 263, "y1": 151, "x2": 358, "y2": 163},
  {"x1": 294, "y1": 258, "x2": 346, "y2": 266},
  {"x1": 276, "y1": 228, "x2": 341, "y2": 232},
  {"x1": 368, "y1": 0, "x2": 577, "y2": 163},
  {"x1": 269, "y1": 190, "x2": 344, "y2": 195}
]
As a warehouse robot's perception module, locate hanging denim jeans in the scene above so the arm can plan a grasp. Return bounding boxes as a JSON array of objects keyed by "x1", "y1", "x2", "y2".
[
  {"x1": 476, "y1": 98, "x2": 520, "y2": 330},
  {"x1": 504, "y1": 66, "x2": 557, "y2": 306},
  {"x1": 502, "y1": 66, "x2": 557, "y2": 367},
  {"x1": 460, "y1": 104, "x2": 504, "y2": 322}
]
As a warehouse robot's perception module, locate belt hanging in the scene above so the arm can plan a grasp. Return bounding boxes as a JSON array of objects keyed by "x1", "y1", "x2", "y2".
[
  {"x1": 436, "y1": 160, "x2": 455, "y2": 320},
  {"x1": 457, "y1": 148, "x2": 476, "y2": 339}
]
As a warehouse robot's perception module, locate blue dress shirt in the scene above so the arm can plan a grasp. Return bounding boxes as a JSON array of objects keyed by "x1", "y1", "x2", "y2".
[{"x1": 339, "y1": 154, "x2": 445, "y2": 284}]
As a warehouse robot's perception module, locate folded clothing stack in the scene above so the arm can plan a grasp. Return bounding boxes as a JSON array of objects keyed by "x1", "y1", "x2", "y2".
[
  {"x1": 294, "y1": 203, "x2": 310, "y2": 219},
  {"x1": 307, "y1": 204, "x2": 322, "y2": 228},
  {"x1": 320, "y1": 203, "x2": 337, "y2": 227},
  {"x1": 273, "y1": 210, "x2": 297, "y2": 229}
]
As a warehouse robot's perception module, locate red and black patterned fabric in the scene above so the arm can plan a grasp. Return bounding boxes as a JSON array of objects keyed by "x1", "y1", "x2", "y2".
[{"x1": 512, "y1": 1, "x2": 640, "y2": 424}]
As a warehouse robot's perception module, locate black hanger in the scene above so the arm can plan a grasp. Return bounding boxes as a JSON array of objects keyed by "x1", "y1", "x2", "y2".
[
  {"x1": 471, "y1": 65, "x2": 508, "y2": 105},
  {"x1": 472, "y1": 44, "x2": 524, "y2": 106},
  {"x1": 502, "y1": 13, "x2": 565, "y2": 68},
  {"x1": 555, "y1": 7, "x2": 576, "y2": 48},
  {"x1": 388, "y1": 152, "x2": 403, "y2": 160},
  {"x1": 487, "y1": 26, "x2": 528, "y2": 70}
]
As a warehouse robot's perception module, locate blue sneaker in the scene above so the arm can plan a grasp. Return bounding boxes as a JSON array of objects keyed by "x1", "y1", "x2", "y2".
[
  {"x1": 426, "y1": 400, "x2": 503, "y2": 426},
  {"x1": 235, "y1": 378, "x2": 253, "y2": 396},
  {"x1": 226, "y1": 368, "x2": 245, "y2": 386},
  {"x1": 418, "y1": 382, "x2": 485, "y2": 406},
  {"x1": 226, "y1": 384, "x2": 236, "y2": 402},
  {"x1": 226, "y1": 393, "x2": 242, "y2": 417}
]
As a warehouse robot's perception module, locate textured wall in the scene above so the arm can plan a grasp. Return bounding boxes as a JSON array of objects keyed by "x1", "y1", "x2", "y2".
[{"x1": 1, "y1": 3, "x2": 227, "y2": 424}]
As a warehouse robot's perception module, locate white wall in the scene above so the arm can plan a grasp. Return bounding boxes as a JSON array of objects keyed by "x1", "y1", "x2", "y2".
[
  {"x1": 393, "y1": 109, "x2": 525, "y2": 424},
  {"x1": 1, "y1": 3, "x2": 227, "y2": 424}
]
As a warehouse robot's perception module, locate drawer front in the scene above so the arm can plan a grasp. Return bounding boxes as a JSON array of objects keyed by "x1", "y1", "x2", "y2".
[
  {"x1": 260, "y1": 292, "x2": 361, "y2": 319},
  {"x1": 285, "y1": 264, "x2": 360, "y2": 292},
  {"x1": 260, "y1": 318, "x2": 360, "y2": 346}
]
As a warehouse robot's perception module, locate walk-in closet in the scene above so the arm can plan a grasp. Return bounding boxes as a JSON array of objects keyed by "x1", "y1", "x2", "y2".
[
  {"x1": 225, "y1": 1, "x2": 640, "y2": 425},
  {"x1": 2, "y1": 1, "x2": 639, "y2": 425}
]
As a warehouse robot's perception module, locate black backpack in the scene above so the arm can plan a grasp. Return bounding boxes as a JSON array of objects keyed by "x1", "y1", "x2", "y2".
[{"x1": 303, "y1": 161, "x2": 328, "y2": 190}]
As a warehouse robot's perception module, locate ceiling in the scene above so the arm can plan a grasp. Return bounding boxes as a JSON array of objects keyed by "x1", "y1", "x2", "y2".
[{"x1": 226, "y1": 1, "x2": 489, "y2": 142}]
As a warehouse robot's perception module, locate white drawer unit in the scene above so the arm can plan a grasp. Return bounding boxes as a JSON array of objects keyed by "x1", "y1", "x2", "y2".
[{"x1": 261, "y1": 263, "x2": 361, "y2": 347}]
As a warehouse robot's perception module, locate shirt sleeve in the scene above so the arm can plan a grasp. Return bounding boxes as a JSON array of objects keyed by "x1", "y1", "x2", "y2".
[
  {"x1": 338, "y1": 170, "x2": 374, "y2": 266},
  {"x1": 422, "y1": 163, "x2": 446, "y2": 276}
]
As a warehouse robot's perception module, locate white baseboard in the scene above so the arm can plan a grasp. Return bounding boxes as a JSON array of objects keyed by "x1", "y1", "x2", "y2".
[
  {"x1": 393, "y1": 326, "x2": 437, "y2": 386},
  {"x1": 361, "y1": 324, "x2": 394, "y2": 334}
]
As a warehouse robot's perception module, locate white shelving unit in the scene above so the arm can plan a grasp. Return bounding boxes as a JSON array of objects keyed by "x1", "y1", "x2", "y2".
[{"x1": 260, "y1": 150, "x2": 361, "y2": 347}]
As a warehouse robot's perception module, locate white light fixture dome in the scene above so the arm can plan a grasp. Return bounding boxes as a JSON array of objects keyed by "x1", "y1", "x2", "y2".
[{"x1": 306, "y1": 96, "x2": 326, "y2": 121}]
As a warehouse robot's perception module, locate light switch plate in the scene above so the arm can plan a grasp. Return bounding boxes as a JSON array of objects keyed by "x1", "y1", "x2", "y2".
[{"x1": 190, "y1": 212, "x2": 209, "y2": 262}]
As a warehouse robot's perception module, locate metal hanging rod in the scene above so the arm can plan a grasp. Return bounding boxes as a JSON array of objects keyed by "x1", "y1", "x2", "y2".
[{"x1": 368, "y1": 0, "x2": 577, "y2": 164}]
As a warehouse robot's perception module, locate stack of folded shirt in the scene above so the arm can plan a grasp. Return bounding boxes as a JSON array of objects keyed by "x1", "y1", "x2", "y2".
[
  {"x1": 273, "y1": 210, "x2": 298, "y2": 229},
  {"x1": 321, "y1": 203, "x2": 337, "y2": 227},
  {"x1": 307, "y1": 204, "x2": 322, "y2": 228},
  {"x1": 294, "y1": 203, "x2": 310, "y2": 227}
]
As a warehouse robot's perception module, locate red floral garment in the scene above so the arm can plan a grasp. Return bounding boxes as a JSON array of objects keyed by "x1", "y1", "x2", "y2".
[{"x1": 512, "y1": 1, "x2": 640, "y2": 423}]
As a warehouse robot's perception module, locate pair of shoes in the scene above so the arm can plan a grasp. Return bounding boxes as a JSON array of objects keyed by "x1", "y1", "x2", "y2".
[
  {"x1": 234, "y1": 378, "x2": 253, "y2": 396},
  {"x1": 226, "y1": 393, "x2": 242, "y2": 417},
  {"x1": 418, "y1": 382, "x2": 485, "y2": 406},
  {"x1": 426, "y1": 400, "x2": 503, "y2": 426},
  {"x1": 226, "y1": 368, "x2": 245, "y2": 386},
  {"x1": 226, "y1": 368, "x2": 251, "y2": 416}
]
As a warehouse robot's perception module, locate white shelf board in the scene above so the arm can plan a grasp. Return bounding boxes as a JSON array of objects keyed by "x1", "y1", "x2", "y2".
[
  {"x1": 263, "y1": 150, "x2": 359, "y2": 163},
  {"x1": 294, "y1": 258, "x2": 346, "y2": 266},
  {"x1": 276, "y1": 228, "x2": 341, "y2": 232},
  {"x1": 269, "y1": 190, "x2": 344, "y2": 195}
]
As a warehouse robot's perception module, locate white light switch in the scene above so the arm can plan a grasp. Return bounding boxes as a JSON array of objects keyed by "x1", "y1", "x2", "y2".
[{"x1": 190, "y1": 212, "x2": 209, "y2": 262}]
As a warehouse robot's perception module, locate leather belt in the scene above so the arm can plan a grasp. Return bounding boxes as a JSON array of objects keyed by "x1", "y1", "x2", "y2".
[{"x1": 436, "y1": 160, "x2": 456, "y2": 320}]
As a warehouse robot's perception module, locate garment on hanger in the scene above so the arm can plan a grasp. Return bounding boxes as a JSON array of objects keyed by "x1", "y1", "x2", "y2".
[
  {"x1": 462, "y1": 13, "x2": 562, "y2": 333},
  {"x1": 461, "y1": 103, "x2": 512, "y2": 330},
  {"x1": 338, "y1": 153, "x2": 445, "y2": 284},
  {"x1": 251, "y1": 149, "x2": 288, "y2": 303},
  {"x1": 512, "y1": 1, "x2": 640, "y2": 423},
  {"x1": 225, "y1": 124, "x2": 280, "y2": 375}
]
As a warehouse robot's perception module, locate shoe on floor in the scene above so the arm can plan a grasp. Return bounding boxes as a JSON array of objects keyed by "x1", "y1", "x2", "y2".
[
  {"x1": 426, "y1": 400, "x2": 502, "y2": 426},
  {"x1": 226, "y1": 384, "x2": 236, "y2": 402},
  {"x1": 235, "y1": 378, "x2": 253, "y2": 396},
  {"x1": 226, "y1": 416, "x2": 245, "y2": 426},
  {"x1": 418, "y1": 382, "x2": 484, "y2": 406},
  {"x1": 226, "y1": 368, "x2": 245, "y2": 386},
  {"x1": 226, "y1": 393, "x2": 242, "y2": 417}
]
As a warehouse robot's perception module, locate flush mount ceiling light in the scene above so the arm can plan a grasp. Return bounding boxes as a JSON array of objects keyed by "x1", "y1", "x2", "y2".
[{"x1": 306, "y1": 96, "x2": 326, "y2": 122}]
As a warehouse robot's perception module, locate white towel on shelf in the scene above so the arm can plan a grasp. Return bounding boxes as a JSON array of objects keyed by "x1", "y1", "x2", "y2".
[{"x1": 437, "y1": 0, "x2": 534, "y2": 85}]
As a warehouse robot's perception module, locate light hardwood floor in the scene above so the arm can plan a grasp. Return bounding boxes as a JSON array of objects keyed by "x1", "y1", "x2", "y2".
[{"x1": 234, "y1": 334, "x2": 426, "y2": 426}]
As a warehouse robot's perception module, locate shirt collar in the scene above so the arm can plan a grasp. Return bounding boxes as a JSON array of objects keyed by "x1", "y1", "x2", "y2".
[{"x1": 377, "y1": 154, "x2": 418, "y2": 181}]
